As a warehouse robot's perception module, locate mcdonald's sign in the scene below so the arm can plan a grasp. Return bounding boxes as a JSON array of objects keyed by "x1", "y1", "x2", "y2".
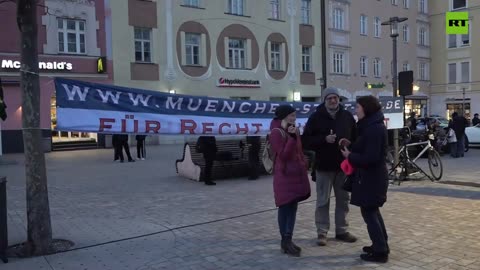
[{"x1": 97, "y1": 57, "x2": 107, "y2": 73}]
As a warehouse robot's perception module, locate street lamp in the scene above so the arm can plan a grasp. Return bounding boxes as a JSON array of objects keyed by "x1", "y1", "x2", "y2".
[{"x1": 382, "y1": 17, "x2": 408, "y2": 167}]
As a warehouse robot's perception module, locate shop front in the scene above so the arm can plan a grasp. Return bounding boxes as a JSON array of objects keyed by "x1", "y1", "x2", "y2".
[{"x1": 0, "y1": 55, "x2": 111, "y2": 154}]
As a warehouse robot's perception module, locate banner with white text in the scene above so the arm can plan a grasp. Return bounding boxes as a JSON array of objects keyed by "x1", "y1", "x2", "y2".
[{"x1": 54, "y1": 78, "x2": 404, "y2": 135}]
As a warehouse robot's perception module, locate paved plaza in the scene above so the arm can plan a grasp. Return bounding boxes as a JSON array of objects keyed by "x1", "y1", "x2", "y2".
[{"x1": 1, "y1": 144, "x2": 479, "y2": 270}]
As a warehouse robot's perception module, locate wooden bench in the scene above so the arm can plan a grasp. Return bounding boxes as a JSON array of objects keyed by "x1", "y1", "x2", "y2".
[{"x1": 176, "y1": 139, "x2": 268, "y2": 181}]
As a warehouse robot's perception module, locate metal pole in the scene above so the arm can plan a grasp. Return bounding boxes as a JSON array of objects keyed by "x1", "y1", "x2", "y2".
[
  {"x1": 392, "y1": 35, "x2": 400, "y2": 165},
  {"x1": 462, "y1": 87, "x2": 466, "y2": 116}
]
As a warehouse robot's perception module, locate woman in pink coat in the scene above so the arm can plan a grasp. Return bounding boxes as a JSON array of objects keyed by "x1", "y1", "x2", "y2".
[{"x1": 270, "y1": 105, "x2": 311, "y2": 257}]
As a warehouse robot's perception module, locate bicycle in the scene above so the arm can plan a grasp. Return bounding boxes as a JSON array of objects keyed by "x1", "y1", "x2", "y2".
[{"x1": 386, "y1": 129, "x2": 443, "y2": 185}]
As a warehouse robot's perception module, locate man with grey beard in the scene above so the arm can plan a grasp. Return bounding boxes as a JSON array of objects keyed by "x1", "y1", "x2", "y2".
[{"x1": 302, "y1": 87, "x2": 358, "y2": 246}]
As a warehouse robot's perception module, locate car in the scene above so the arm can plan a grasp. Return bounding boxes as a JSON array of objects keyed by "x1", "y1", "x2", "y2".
[
  {"x1": 416, "y1": 116, "x2": 449, "y2": 131},
  {"x1": 465, "y1": 124, "x2": 480, "y2": 146}
]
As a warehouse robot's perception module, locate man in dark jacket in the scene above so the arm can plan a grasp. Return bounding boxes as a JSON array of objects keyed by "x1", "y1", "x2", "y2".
[
  {"x1": 472, "y1": 113, "x2": 480, "y2": 126},
  {"x1": 407, "y1": 112, "x2": 417, "y2": 131},
  {"x1": 196, "y1": 136, "x2": 217, "y2": 185},
  {"x1": 118, "y1": 134, "x2": 135, "y2": 162},
  {"x1": 302, "y1": 87, "x2": 358, "y2": 246},
  {"x1": 449, "y1": 112, "x2": 468, "y2": 158},
  {"x1": 246, "y1": 136, "x2": 261, "y2": 180}
]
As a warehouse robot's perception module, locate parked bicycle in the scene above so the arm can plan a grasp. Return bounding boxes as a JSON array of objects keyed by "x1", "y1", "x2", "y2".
[{"x1": 386, "y1": 128, "x2": 443, "y2": 184}]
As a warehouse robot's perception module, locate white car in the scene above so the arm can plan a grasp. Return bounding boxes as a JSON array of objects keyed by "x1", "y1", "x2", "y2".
[{"x1": 465, "y1": 124, "x2": 480, "y2": 146}]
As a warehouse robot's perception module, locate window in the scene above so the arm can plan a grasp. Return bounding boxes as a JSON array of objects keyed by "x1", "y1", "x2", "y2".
[
  {"x1": 373, "y1": 58, "x2": 381, "y2": 78},
  {"x1": 360, "y1": 56, "x2": 368, "y2": 76},
  {"x1": 332, "y1": 52, "x2": 345, "y2": 74},
  {"x1": 402, "y1": 25, "x2": 409, "y2": 42},
  {"x1": 134, "y1": 27, "x2": 152, "y2": 62},
  {"x1": 419, "y1": 62, "x2": 428, "y2": 80},
  {"x1": 228, "y1": 39, "x2": 246, "y2": 69},
  {"x1": 302, "y1": 46, "x2": 312, "y2": 72},
  {"x1": 419, "y1": 0, "x2": 427, "y2": 13},
  {"x1": 57, "y1": 18, "x2": 86, "y2": 54},
  {"x1": 403, "y1": 63, "x2": 410, "y2": 71},
  {"x1": 452, "y1": 0, "x2": 466, "y2": 10},
  {"x1": 360, "y1": 15, "x2": 368, "y2": 35},
  {"x1": 270, "y1": 0, "x2": 280, "y2": 19},
  {"x1": 461, "y1": 62, "x2": 470, "y2": 83},
  {"x1": 270, "y1": 42, "x2": 281, "y2": 70},
  {"x1": 301, "y1": 0, "x2": 311, "y2": 24},
  {"x1": 419, "y1": 27, "x2": 427, "y2": 46},
  {"x1": 403, "y1": 0, "x2": 409, "y2": 8},
  {"x1": 448, "y1": 63, "x2": 456, "y2": 83},
  {"x1": 184, "y1": 0, "x2": 200, "y2": 7},
  {"x1": 449, "y1": 22, "x2": 471, "y2": 48},
  {"x1": 185, "y1": 33, "x2": 200, "y2": 65},
  {"x1": 391, "y1": 0, "x2": 398, "y2": 5},
  {"x1": 374, "y1": 17, "x2": 381, "y2": 37},
  {"x1": 333, "y1": 8, "x2": 345, "y2": 30},
  {"x1": 228, "y1": 0, "x2": 244, "y2": 15}
]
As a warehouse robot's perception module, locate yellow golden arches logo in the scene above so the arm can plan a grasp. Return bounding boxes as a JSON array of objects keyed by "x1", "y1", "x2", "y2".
[{"x1": 97, "y1": 57, "x2": 106, "y2": 73}]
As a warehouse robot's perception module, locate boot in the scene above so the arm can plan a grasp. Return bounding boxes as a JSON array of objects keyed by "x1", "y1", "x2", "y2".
[
  {"x1": 281, "y1": 235, "x2": 302, "y2": 253},
  {"x1": 281, "y1": 235, "x2": 300, "y2": 257},
  {"x1": 362, "y1": 244, "x2": 390, "y2": 254},
  {"x1": 360, "y1": 252, "x2": 388, "y2": 263}
]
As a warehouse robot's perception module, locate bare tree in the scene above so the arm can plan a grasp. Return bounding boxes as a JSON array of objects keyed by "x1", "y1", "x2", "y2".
[{"x1": 16, "y1": 0, "x2": 53, "y2": 255}]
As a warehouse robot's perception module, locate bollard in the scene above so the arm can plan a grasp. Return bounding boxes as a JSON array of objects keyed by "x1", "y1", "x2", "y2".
[{"x1": 0, "y1": 177, "x2": 7, "y2": 263}]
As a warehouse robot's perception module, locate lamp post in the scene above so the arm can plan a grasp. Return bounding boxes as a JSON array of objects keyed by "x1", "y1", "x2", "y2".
[
  {"x1": 462, "y1": 87, "x2": 466, "y2": 116},
  {"x1": 382, "y1": 17, "x2": 408, "y2": 166}
]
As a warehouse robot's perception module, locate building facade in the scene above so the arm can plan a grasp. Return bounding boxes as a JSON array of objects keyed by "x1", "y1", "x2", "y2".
[
  {"x1": 0, "y1": 0, "x2": 113, "y2": 154},
  {"x1": 430, "y1": 0, "x2": 479, "y2": 120},
  {"x1": 110, "y1": 0, "x2": 323, "y2": 104},
  {"x1": 326, "y1": 0, "x2": 431, "y2": 118}
]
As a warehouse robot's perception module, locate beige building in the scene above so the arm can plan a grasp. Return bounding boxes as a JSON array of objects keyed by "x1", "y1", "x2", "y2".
[
  {"x1": 326, "y1": 0, "x2": 431, "y2": 117},
  {"x1": 110, "y1": 0, "x2": 323, "y2": 103},
  {"x1": 430, "y1": 0, "x2": 479, "y2": 120}
]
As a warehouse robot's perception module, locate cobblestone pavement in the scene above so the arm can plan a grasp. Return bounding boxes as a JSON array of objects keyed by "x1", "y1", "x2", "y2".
[{"x1": 1, "y1": 146, "x2": 479, "y2": 270}]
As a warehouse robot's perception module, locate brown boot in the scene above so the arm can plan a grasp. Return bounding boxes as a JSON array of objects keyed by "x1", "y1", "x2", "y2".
[
  {"x1": 281, "y1": 236, "x2": 300, "y2": 257},
  {"x1": 316, "y1": 234, "x2": 327, "y2": 246}
]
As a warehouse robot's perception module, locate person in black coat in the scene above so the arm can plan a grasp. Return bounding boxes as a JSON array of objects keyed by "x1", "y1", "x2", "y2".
[
  {"x1": 448, "y1": 112, "x2": 468, "y2": 158},
  {"x1": 118, "y1": 134, "x2": 135, "y2": 162},
  {"x1": 136, "y1": 135, "x2": 147, "y2": 160},
  {"x1": 112, "y1": 134, "x2": 120, "y2": 162},
  {"x1": 341, "y1": 95, "x2": 389, "y2": 263},
  {"x1": 472, "y1": 113, "x2": 480, "y2": 126},
  {"x1": 246, "y1": 136, "x2": 261, "y2": 180},
  {"x1": 196, "y1": 136, "x2": 217, "y2": 185}
]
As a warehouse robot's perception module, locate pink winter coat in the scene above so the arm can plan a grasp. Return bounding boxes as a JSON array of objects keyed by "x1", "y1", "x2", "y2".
[{"x1": 270, "y1": 119, "x2": 311, "y2": 207}]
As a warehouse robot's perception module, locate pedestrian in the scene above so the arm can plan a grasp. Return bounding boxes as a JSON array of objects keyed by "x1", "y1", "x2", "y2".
[
  {"x1": 472, "y1": 113, "x2": 480, "y2": 126},
  {"x1": 270, "y1": 104, "x2": 311, "y2": 257},
  {"x1": 340, "y1": 95, "x2": 389, "y2": 263},
  {"x1": 407, "y1": 112, "x2": 417, "y2": 131},
  {"x1": 246, "y1": 136, "x2": 261, "y2": 180},
  {"x1": 118, "y1": 134, "x2": 135, "y2": 162},
  {"x1": 449, "y1": 112, "x2": 468, "y2": 158},
  {"x1": 196, "y1": 136, "x2": 217, "y2": 186},
  {"x1": 136, "y1": 134, "x2": 147, "y2": 160},
  {"x1": 112, "y1": 134, "x2": 120, "y2": 162},
  {"x1": 302, "y1": 87, "x2": 358, "y2": 246}
]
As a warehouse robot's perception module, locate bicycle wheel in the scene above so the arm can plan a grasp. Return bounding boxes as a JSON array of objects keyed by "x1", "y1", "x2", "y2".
[{"x1": 428, "y1": 149, "x2": 443, "y2": 180}]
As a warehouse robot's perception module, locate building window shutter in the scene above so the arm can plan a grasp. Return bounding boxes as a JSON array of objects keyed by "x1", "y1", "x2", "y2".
[
  {"x1": 201, "y1": 33, "x2": 207, "y2": 67},
  {"x1": 246, "y1": 39, "x2": 252, "y2": 69},
  {"x1": 280, "y1": 42, "x2": 286, "y2": 71},
  {"x1": 180, "y1": 31, "x2": 186, "y2": 66},
  {"x1": 267, "y1": 41, "x2": 272, "y2": 70},
  {"x1": 224, "y1": 37, "x2": 230, "y2": 68}
]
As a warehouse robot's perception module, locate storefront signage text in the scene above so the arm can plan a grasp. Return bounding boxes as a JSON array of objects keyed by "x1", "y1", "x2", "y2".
[
  {"x1": 217, "y1": 77, "x2": 261, "y2": 88},
  {"x1": 446, "y1": 12, "x2": 469, "y2": 34},
  {"x1": 1, "y1": 60, "x2": 73, "y2": 71},
  {"x1": 364, "y1": 82, "x2": 386, "y2": 89}
]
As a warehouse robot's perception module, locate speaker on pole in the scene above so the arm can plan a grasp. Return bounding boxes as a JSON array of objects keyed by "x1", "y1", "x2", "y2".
[{"x1": 398, "y1": 71, "x2": 414, "y2": 96}]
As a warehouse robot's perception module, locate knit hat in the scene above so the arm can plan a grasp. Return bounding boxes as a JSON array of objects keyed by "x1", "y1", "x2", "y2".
[
  {"x1": 275, "y1": 105, "x2": 296, "y2": 120},
  {"x1": 322, "y1": 87, "x2": 340, "y2": 101}
]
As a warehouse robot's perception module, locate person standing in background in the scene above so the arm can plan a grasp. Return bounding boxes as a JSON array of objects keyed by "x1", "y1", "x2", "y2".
[
  {"x1": 112, "y1": 134, "x2": 120, "y2": 162},
  {"x1": 472, "y1": 113, "x2": 480, "y2": 126},
  {"x1": 118, "y1": 134, "x2": 135, "y2": 163},
  {"x1": 136, "y1": 135, "x2": 147, "y2": 160},
  {"x1": 246, "y1": 136, "x2": 261, "y2": 180}
]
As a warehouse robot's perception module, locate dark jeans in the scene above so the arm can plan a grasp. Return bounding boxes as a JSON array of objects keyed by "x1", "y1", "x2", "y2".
[
  {"x1": 248, "y1": 150, "x2": 259, "y2": 179},
  {"x1": 137, "y1": 140, "x2": 145, "y2": 158},
  {"x1": 278, "y1": 202, "x2": 298, "y2": 237},
  {"x1": 203, "y1": 153, "x2": 215, "y2": 181},
  {"x1": 361, "y1": 207, "x2": 389, "y2": 253},
  {"x1": 117, "y1": 142, "x2": 133, "y2": 161},
  {"x1": 114, "y1": 143, "x2": 120, "y2": 160},
  {"x1": 450, "y1": 134, "x2": 465, "y2": 158}
]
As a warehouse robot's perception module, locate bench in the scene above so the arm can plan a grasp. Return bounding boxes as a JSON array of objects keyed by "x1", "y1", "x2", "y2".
[{"x1": 176, "y1": 139, "x2": 268, "y2": 181}]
